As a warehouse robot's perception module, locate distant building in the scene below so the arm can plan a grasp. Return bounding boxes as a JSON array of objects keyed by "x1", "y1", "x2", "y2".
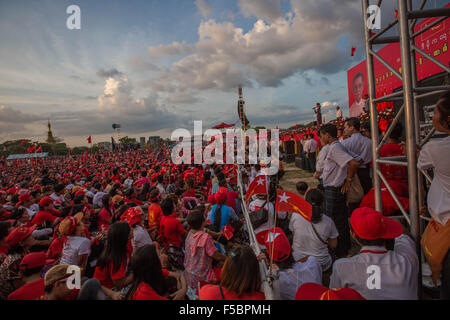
[
  {"x1": 147, "y1": 136, "x2": 161, "y2": 147},
  {"x1": 95, "y1": 142, "x2": 112, "y2": 151},
  {"x1": 140, "y1": 137, "x2": 146, "y2": 146}
]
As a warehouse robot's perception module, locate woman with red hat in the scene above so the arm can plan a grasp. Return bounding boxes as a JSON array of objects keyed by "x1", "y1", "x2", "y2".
[
  {"x1": 0, "y1": 225, "x2": 37, "y2": 299},
  {"x1": 206, "y1": 190, "x2": 238, "y2": 235}
]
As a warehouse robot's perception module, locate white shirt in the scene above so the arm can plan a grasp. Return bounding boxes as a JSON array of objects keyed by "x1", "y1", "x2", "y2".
[
  {"x1": 156, "y1": 183, "x2": 167, "y2": 199},
  {"x1": 289, "y1": 213, "x2": 339, "y2": 271},
  {"x1": 93, "y1": 192, "x2": 107, "y2": 208},
  {"x1": 341, "y1": 132, "x2": 372, "y2": 166},
  {"x1": 23, "y1": 206, "x2": 37, "y2": 219},
  {"x1": 350, "y1": 99, "x2": 366, "y2": 117},
  {"x1": 309, "y1": 139, "x2": 318, "y2": 153},
  {"x1": 132, "y1": 225, "x2": 153, "y2": 250},
  {"x1": 318, "y1": 141, "x2": 355, "y2": 187},
  {"x1": 330, "y1": 235, "x2": 419, "y2": 300},
  {"x1": 273, "y1": 256, "x2": 323, "y2": 300},
  {"x1": 60, "y1": 236, "x2": 91, "y2": 266},
  {"x1": 417, "y1": 136, "x2": 450, "y2": 225},
  {"x1": 50, "y1": 193, "x2": 65, "y2": 206}
]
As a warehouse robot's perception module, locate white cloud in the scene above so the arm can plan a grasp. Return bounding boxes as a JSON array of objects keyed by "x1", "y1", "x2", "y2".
[
  {"x1": 195, "y1": 0, "x2": 212, "y2": 18},
  {"x1": 238, "y1": 0, "x2": 283, "y2": 23},
  {"x1": 144, "y1": 0, "x2": 362, "y2": 98}
]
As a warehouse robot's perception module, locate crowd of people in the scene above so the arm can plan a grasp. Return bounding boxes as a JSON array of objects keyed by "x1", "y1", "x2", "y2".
[{"x1": 0, "y1": 92, "x2": 448, "y2": 301}]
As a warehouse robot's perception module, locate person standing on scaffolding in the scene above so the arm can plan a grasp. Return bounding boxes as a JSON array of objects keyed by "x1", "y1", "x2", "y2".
[{"x1": 314, "y1": 103, "x2": 322, "y2": 127}]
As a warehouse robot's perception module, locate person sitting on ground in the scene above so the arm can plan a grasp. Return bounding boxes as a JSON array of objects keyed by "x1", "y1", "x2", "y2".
[
  {"x1": 184, "y1": 207, "x2": 226, "y2": 298},
  {"x1": 8, "y1": 251, "x2": 46, "y2": 300},
  {"x1": 41, "y1": 264, "x2": 77, "y2": 300},
  {"x1": 59, "y1": 213, "x2": 90, "y2": 277},
  {"x1": 295, "y1": 181, "x2": 309, "y2": 198},
  {"x1": 289, "y1": 189, "x2": 338, "y2": 272},
  {"x1": 330, "y1": 207, "x2": 419, "y2": 300},
  {"x1": 126, "y1": 244, "x2": 187, "y2": 300},
  {"x1": 199, "y1": 244, "x2": 265, "y2": 300}
]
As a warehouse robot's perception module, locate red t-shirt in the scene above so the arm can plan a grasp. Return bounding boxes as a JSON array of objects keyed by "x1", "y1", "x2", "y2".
[
  {"x1": 93, "y1": 259, "x2": 127, "y2": 289},
  {"x1": 8, "y1": 278, "x2": 45, "y2": 300},
  {"x1": 379, "y1": 143, "x2": 407, "y2": 181},
  {"x1": 225, "y1": 190, "x2": 239, "y2": 212},
  {"x1": 31, "y1": 211, "x2": 57, "y2": 226},
  {"x1": 98, "y1": 208, "x2": 112, "y2": 231},
  {"x1": 131, "y1": 282, "x2": 167, "y2": 300},
  {"x1": 159, "y1": 215, "x2": 185, "y2": 248},
  {"x1": 0, "y1": 244, "x2": 9, "y2": 255},
  {"x1": 199, "y1": 284, "x2": 266, "y2": 300}
]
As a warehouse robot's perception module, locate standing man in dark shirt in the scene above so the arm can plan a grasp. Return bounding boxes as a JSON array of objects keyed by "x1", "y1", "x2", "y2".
[{"x1": 314, "y1": 103, "x2": 322, "y2": 126}]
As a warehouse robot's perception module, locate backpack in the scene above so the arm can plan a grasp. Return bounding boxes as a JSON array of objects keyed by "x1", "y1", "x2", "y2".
[{"x1": 249, "y1": 200, "x2": 268, "y2": 229}]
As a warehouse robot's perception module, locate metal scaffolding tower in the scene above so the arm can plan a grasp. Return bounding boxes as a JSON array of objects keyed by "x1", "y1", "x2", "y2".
[{"x1": 361, "y1": 0, "x2": 450, "y2": 298}]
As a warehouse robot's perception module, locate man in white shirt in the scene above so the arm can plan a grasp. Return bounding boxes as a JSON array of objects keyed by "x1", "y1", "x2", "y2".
[
  {"x1": 306, "y1": 134, "x2": 318, "y2": 173},
  {"x1": 330, "y1": 207, "x2": 419, "y2": 300},
  {"x1": 50, "y1": 184, "x2": 66, "y2": 208},
  {"x1": 314, "y1": 124, "x2": 362, "y2": 258},
  {"x1": 342, "y1": 117, "x2": 373, "y2": 194}
]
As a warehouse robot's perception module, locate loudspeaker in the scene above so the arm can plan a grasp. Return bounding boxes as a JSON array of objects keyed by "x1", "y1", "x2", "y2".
[{"x1": 285, "y1": 140, "x2": 295, "y2": 154}]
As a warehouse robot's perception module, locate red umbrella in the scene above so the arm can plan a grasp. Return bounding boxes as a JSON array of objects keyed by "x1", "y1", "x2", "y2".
[{"x1": 212, "y1": 122, "x2": 235, "y2": 129}]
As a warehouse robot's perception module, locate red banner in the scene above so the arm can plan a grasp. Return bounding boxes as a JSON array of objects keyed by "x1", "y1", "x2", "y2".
[{"x1": 347, "y1": 4, "x2": 450, "y2": 118}]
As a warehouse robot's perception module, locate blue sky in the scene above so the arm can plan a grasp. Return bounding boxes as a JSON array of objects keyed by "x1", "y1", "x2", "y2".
[{"x1": 0, "y1": 0, "x2": 446, "y2": 146}]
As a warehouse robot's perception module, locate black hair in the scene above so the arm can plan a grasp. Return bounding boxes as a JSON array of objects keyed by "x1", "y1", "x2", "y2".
[
  {"x1": 96, "y1": 222, "x2": 131, "y2": 273},
  {"x1": 160, "y1": 198, "x2": 174, "y2": 217},
  {"x1": 186, "y1": 206, "x2": 205, "y2": 230},
  {"x1": 0, "y1": 221, "x2": 11, "y2": 240},
  {"x1": 10, "y1": 207, "x2": 27, "y2": 221},
  {"x1": 296, "y1": 181, "x2": 308, "y2": 193},
  {"x1": 21, "y1": 266, "x2": 44, "y2": 277},
  {"x1": 157, "y1": 175, "x2": 164, "y2": 183},
  {"x1": 353, "y1": 72, "x2": 364, "y2": 85},
  {"x1": 319, "y1": 124, "x2": 338, "y2": 138},
  {"x1": 60, "y1": 206, "x2": 72, "y2": 218},
  {"x1": 218, "y1": 179, "x2": 227, "y2": 187},
  {"x1": 388, "y1": 122, "x2": 403, "y2": 141},
  {"x1": 436, "y1": 90, "x2": 450, "y2": 129},
  {"x1": 126, "y1": 244, "x2": 166, "y2": 299},
  {"x1": 345, "y1": 117, "x2": 361, "y2": 131},
  {"x1": 73, "y1": 195, "x2": 85, "y2": 205},
  {"x1": 54, "y1": 184, "x2": 64, "y2": 193},
  {"x1": 216, "y1": 172, "x2": 225, "y2": 181},
  {"x1": 305, "y1": 189, "x2": 324, "y2": 224}
]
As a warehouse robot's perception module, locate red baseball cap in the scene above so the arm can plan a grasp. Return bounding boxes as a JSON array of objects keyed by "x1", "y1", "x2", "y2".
[
  {"x1": 17, "y1": 193, "x2": 32, "y2": 205},
  {"x1": 350, "y1": 207, "x2": 402, "y2": 240},
  {"x1": 295, "y1": 283, "x2": 365, "y2": 300},
  {"x1": 5, "y1": 225, "x2": 36, "y2": 246},
  {"x1": 19, "y1": 251, "x2": 46, "y2": 270},
  {"x1": 39, "y1": 197, "x2": 53, "y2": 208},
  {"x1": 74, "y1": 190, "x2": 87, "y2": 197},
  {"x1": 264, "y1": 227, "x2": 291, "y2": 262}
]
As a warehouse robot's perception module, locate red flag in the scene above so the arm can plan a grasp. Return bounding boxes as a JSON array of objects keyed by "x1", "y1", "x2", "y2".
[
  {"x1": 245, "y1": 175, "x2": 268, "y2": 203},
  {"x1": 84, "y1": 151, "x2": 88, "y2": 160},
  {"x1": 20, "y1": 140, "x2": 26, "y2": 145},
  {"x1": 35, "y1": 146, "x2": 42, "y2": 153},
  {"x1": 87, "y1": 136, "x2": 92, "y2": 144},
  {"x1": 395, "y1": 10, "x2": 398, "y2": 19},
  {"x1": 27, "y1": 145, "x2": 36, "y2": 153},
  {"x1": 275, "y1": 189, "x2": 312, "y2": 221},
  {"x1": 351, "y1": 47, "x2": 356, "y2": 56}
]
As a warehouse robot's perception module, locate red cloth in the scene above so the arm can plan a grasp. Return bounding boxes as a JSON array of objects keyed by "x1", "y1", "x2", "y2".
[
  {"x1": 98, "y1": 208, "x2": 112, "y2": 231},
  {"x1": 199, "y1": 284, "x2": 265, "y2": 300},
  {"x1": 159, "y1": 215, "x2": 185, "y2": 248},
  {"x1": 379, "y1": 143, "x2": 408, "y2": 183},
  {"x1": 46, "y1": 237, "x2": 64, "y2": 260},
  {"x1": 131, "y1": 282, "x2": 168, "y2": 300},
  {"x1": 360, "y1": 188, "x2": 410, "y2": 216},
  {"x1": 148, "y1": 204, "x2": 162, "y2": 229},
  {"x1": 8, "y1": 278, "x2": 45, "y2": 300},
  {"x1": 93, "y1": 260, "x2": 127, "y2": 289},
  {"x1": 31, "y1": 210, "x2": 57, "y2": 225},
  {"x1": 225, "y1": 190, "x2": 239, "y2": 212}
]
